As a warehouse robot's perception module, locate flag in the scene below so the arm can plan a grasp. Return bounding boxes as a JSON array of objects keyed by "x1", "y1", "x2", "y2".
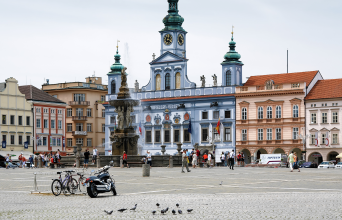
[
  {"x1": 315, "y1": 132, "x2": 318, "y2": 146},
  {"x1": 139, "y1": 121, "x2": 142, "y2": 135},
  {"x1": 188, "y1": 119, "x2": 192, "y2": 134},
  {"x1": 215, "y1": 118, "x2": 221, "y2": 135},
  {"x1": 326, "y1": 131, "x2": 329, "y2": 146},
  {"x1": 24, "y1": 142, "x2": 28, "y2": 149},
  {"x1": 2, "y1": 141, "x2": 6, "y2": 148}
]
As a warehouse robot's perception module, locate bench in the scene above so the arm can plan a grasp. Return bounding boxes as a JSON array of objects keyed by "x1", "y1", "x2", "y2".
[
  {"x1": 126, "y1": 161, "x2": 144, "y2": 168},
  {"x1": 50, "y1": 162, "x2": 65, "y2": 169}
]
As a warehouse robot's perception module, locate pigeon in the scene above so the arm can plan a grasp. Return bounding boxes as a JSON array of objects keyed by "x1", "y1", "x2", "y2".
[
  {"x1": 219, "y1": 181, "x2": 223, "y2": 185},
  {"x1": 117, "y1": 209, "x2": 127, "y2": 213},
  {"x1": 187, "y1": 209, "x2": 193, "y2": 213},
  {"x1": 161, "y1": 209, "x2": 165, "y2": 215},
  {"x1": 176, "y1": 203, "x2": 180, "y2": 208},
  {"x1": 165, "y1": 207, "x2": 169, "y2": 213},
  {"x1": 172, "y1": 209, "x2": 176, "y2": 215},
  {"x1": 152, "y1": 211, "x2": 156, "y2": 215},
  {"x1": 178, "y1": 210, "x2": 182, "y2": 214},
  {"x1": 156, "y1": 203, "x2": 160, "y2": 208},
  {"x1": 130, "y1": 204, "x2": 137, "y2": 211},
  {"x1": 104, "y1": 210, "x2": 113, "y2": 215}
]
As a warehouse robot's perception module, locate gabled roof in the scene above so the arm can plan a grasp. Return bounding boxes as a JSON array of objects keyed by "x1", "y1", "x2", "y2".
[
  {"x1": 19, "y1": 85, "x2": 66, "y2": 104},
  {"x1": 244, "y1": 70, "x2": 319, "y2": 87},
  {"x1": 150, "y1": 51, "x2": 187, "y2": 65},
  {"x1": 305, "y1": 79, "x2": 342, "y2": 100}
]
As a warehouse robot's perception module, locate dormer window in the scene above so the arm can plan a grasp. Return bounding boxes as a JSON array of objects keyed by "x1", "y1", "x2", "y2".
[
  {"x1": 226, "y1": 70, "x2": 231, "y2": 86},
  {"x1": 291, "y1": 83, "x2": 300, "y2": 88}
]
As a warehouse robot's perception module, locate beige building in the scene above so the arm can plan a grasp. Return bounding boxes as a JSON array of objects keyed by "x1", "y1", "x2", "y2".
[
  {"x1": 0, "y1": 77, "x2": 33, "y2": 152},
  {"x1": 42, "y1": 77, "x2": 108, "y2": 154}
]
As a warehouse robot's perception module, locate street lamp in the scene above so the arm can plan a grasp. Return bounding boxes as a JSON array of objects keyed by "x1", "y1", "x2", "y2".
[{"x1": 298, "y1": 134, "x2": 310, "y2": 161}]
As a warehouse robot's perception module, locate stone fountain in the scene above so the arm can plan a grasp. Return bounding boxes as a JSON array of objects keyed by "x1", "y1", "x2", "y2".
[{"x1": 109, "y1": 67, "x2": 140, "y2": 155}]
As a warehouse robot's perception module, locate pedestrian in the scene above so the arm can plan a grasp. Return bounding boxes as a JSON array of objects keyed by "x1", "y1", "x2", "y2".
[
  {"x1": 294, "y1": 152, "x2": 300, "y2": 172},
  {"x1": 221, "y1": 152, "x2": 225, "y2": 167},
  {"x1": 196, "y1": 149, "x2": 200, "y2": 166},
  {"x1": 122, "y1": 151, "x2": 129, "y2": 168},
  {"x1": 229, "y1": 150, "x2": 235, "y2": 170},
  {"x1": 56, "y1": 150, "x2": 60, "y2": 163},
  {"x1": 84, "y1": 149, "x2": 90, "y2": 169},
  {"x1": 18, "y1": 153, "x2": 23, "y2": 168},
  {"x1": 22, "y1": 156, "x2": 26, "y2": 168},
  {"x1": 92, "y1": 146, "x2": 98, "y2": 165},
  {"x1": 203, "y1": 153, "x2": 208, "y2": 168},
  {"x1": 41, "y1": 154, "x2": 45, "y2": 168},
  {"x1": 237, "y1": 152, "x2": 242, "y2": 166},
  {"x1": 288, "y1": 151, "x2": 294, "y2": 172},
  {"x1": 181, "y1": 149, "x2": 191, "y2": 173},
  {"x1": 208, "y1": 152, "x2": 212, "y2": 168},
  {"x1": 226, "y1": 152, "x2": 230, "y2": 167},
  {"x1": 146, "y1": 150, "x2": 152, "y2": 168},
  {"x1": 29, "y1": 155, "x2": 34, "y2": 168},
  {"x1": 5, "y1": 154, "x2": 10, "y2": 169},
  {"x1": 241, "y1": 152, "x2": 245, "y2": 166},
  {"x1": 192, "y1": 152, "x2": 197, "y2": 168}
]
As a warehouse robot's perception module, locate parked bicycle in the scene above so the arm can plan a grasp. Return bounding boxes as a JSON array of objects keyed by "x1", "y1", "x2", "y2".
[
  {"x1": 51, "y1": 170, "x2": 77, "y2": 196},
  {"x1": 71, "y1": 172, "x2": 87, "y2": 193}
]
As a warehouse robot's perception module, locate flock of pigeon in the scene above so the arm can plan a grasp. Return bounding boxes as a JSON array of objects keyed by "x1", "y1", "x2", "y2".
[{"x1": 104, "y1": 203, "x2": 193, "y2": 216}]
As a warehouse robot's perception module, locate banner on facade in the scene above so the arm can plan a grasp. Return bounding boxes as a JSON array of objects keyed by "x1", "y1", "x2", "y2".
[
  {"x1": 63, "y1": 136, "x2": 65, "y2": 148},
  {"x1": 24, "y1": 142, "x2": 28, "y2": 149},
  {"x1": 326, "y1": 131, "x2": 329, "y2": 146},
  {"x1": 315, "y1": 132, "x2": 318, "y2": 147},
  {"x1": 2, "y1": 141, "x2": 6, "y2": 148}
]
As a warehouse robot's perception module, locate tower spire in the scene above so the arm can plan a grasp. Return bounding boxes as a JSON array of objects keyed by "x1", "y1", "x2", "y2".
[
  {"x1": 108, "y1": 40, "x2": 124, "y2": 75},
  {"x1": 221, "y1": 27, "x2": 243, "y2": 65},
  {"x1": 161, "y1": 0, "x2": 185, "y2": 32}
]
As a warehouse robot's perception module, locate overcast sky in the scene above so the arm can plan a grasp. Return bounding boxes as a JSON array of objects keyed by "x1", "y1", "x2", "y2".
[{"x1": 1, "y1": 0, "x2": 341, "y2": 89}]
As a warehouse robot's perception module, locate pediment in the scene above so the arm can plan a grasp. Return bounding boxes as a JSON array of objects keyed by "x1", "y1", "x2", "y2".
[
  {"x1": 320, "y1": 127, "x2": 329, "y2": 132},
  {"x1": 290, "y1": 98, "x2": 302, "y2": 104},
  {"x1": 255, "y1": 99, "x2": 284, "y2": 105},
  {"x1": 309, "y1": 128, "x2": 318, "y2": 132},
  {"x1": 238, "y1": 101, "x2": 250, "y2": 106},
  {"x1": 150, "y1": 51, "x2": 186, "y2": 65},
  {"x1": 331, "y1": 127, "x2": 340, "y2": 131}
]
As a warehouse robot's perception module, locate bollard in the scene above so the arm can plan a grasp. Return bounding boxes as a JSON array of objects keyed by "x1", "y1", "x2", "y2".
[
  {"x1": 38, "y1": 156, "x2": 42, "y2": 168},
  {"x1": 142, "y1": 164, "x2": 150, "y2": 177},
  {"x1": 96, "y1": 155, "x2": 101, "y2": 168},
  {"x1": 34, "y1": 173, "x2": 38, "y2": 191},
  {"x1": 34, "y1": 156, "x2": 38, "y2": 168},
  {"x1": 120, "y1": 156, "x2": 123, "y2": 168},
  {"x1": 169, "y1": 156, "x2": 173, "y2": 168}
]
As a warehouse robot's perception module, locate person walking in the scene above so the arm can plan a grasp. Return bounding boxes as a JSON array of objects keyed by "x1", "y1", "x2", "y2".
[
  {"x1": 294, "y1": 152, "x2": 300, "y2": 172},
  {"x1": 241, "y1": 152, "x2": 245, "y2": 166},
  {"x1": 22, "y1": 156, "x2": 26, "y2": 168},
  {"x1": 226, "y1": 152, "x2": 230, "y2": 168},
  {"x1": 122, "y1": 151, "x2": 129, "y2": 168},
  {"x1": 29, "y1": 155, "x2": 34, "y2": 168},
  {"x1": 84, "y1": 149, "x2": 90, "y2": 169},
  {"x1": 288, "y1": 151, "x2": 295, "y2": 172},
  {"x1": 237, "y1": 152, "x2": 242, "y2": 166},
  {"x1": 220, "y1": 152, "x2": 225, "y2": 167},
  {"x1": 92, "y1": 147, "x2": 98, "y2": 165},
  {"x1": 181, "y1": 149, "x2": 191, "y2": 173},
  {"x1": 203, "y1": 153, "x2": 208, "y2": 168},
  {"x1": 146, "y1": 151, "x2": 152, "y2": 168},
  {"x1": 196, "y1": 149, "x2": 200, "y2": 166},
  {"x1": 229, "y1": 150, "x2": 235, "y2": 170},
  {"x1": 5, "y1": 154, "x2": 10, "y2": 169},
  {"x1": 208, "y1": 152, "x2": 212, "y2": 168},
  {"x1": 192, "y1": 152, "x2": 197, "y2": 168},
  {"x1": 18, "y1": 153, "x2": 23, "y2": 168}
]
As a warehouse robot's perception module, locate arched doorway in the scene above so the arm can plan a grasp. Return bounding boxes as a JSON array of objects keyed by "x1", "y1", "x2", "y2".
[
  {"x1": 273, "y1": 148, "x2": 285, "y2": 154},
  {"x1": 308, "y1": 152, "x2": 323, "y2": 164},
  {"x1": 327, "y1": 151, "x2": 339, "y2": 163},
  {"x1": 255, "y1": 148, "x2": 267, "y2": 160},
  {"x1": 290, "y1": 148, "x2": 302, "y2": 161},
  {"x1": 241, "y1": 149, "x2": 251, "y2": 164}
]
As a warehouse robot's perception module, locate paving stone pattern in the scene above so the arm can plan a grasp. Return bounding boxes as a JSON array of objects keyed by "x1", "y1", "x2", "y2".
[{"x1": 1, "y1": 166, "x2": 342, "y2": 219}]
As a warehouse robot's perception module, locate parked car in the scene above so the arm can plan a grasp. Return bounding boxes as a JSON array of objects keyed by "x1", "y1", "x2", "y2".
[
  {"x1": 335, "y1": 162, "x2": 342, "y2": 169},
  {"x1": 318, "y1": 161, "x2": 335, "y2": 169},
  {"x1": 300, "y1": 161, "x2": 318, "y2": 168}
]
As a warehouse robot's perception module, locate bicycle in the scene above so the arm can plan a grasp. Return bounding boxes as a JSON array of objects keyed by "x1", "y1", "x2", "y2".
[
  {"x1": 70, "y1": 172, "x2": 87, "y2": 193},
  {"x1": 51, "y1": 170, "x2": 76, "y2": 196}
]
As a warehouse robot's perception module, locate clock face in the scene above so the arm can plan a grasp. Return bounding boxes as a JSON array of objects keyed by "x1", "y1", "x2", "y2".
[
  {"x1": 178, "y1": 34, "x2": 184, "y2": 46},
  {"x1": 164, "y1": 34, "x2": 173, "y2": 45}
]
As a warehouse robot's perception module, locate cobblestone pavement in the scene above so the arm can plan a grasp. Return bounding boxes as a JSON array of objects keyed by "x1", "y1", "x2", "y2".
[{"x1": 1, "y1": 166, "x2": 342, "y2": 219}]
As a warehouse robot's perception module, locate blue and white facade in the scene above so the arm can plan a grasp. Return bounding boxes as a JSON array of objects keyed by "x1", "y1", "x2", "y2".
[{"x1": 104, "y1": 0, "x2": 243, "y2": 157}]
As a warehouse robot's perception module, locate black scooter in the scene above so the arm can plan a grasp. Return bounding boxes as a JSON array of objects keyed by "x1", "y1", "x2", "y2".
[{"x1": 84, "y1": 165, "x2": 117, "y2": 198}]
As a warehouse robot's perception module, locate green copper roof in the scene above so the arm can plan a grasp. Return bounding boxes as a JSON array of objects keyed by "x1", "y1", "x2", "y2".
[
  {"x1": 221, "y1": 33, "x2": 243, "y2": 65},
  {"x1": 161, "y1": 0, "x2": 186, "y2": 32},
  {"x1": 108, "y1": 47, "x2": 124, "y2": 75}
]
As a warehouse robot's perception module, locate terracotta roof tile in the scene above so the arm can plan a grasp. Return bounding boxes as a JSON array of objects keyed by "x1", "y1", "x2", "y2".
[
  {"x1": 19, "y1": 85, "x2": 66, "y2": 104},
  {"x1": 244, "y1": 70, "x2": 319, "y2": 86},
  {"x1": 305, "y1": 79, "x2": 342, "y2": 100}
]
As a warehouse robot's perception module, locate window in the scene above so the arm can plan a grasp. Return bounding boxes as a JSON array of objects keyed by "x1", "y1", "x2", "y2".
[
  {"x1": 44, "y1": 119, "x2": 48, "y2": 128},
  {"x1": 76, "y1": 123, "x2": 83, "y2": 131},
  {"x1": 18, "y1": 135, "x2": 23, "y2": 145},
  {"x1": 333, "y1": 112, "x2": 338, "y2": 123},
  {"x1": 87, "y1": 123, "x2": 92, "y2": 132},
  {"x1": 43, "y1": 108, "x2": 48, "y2": 113},
  {"x1": 57, "y1": 138, "x2": 61, "y2": 146},
  {"x1": 164, "y1": 130, "x2": 170, "y2": 143},
  {"x1": 102, "y1": 139, "x2": 105, "y2": 145},
  {"x1": 101, "y1": 95, "x2": 105, "y2": 102},
  {"x1": 242, "y1": 108, "x2": 247, "y2": 120},
  {"x1": 224, "y1": 128, "x2": 231, "y2": 141},
  {"x1": 10, "y1": 135, "x2": 15, "y2": 145},
  {"x1": 110, "y1": 116, "x2": 116, "y2": 124},
  {"x1": 258, "y1": 129, "x2": 263, "y2": 141},
  {"x1": 241, "y1": 129, "x2": 247, "y2": 141},
  {"x1": 58, "y1": 120, "x2": 62, "y2": 129},
  {"x1": 201, "y1": 128, "x2": 208, "y2": 142},
  {"x1": 74, "y1": 94, "x2": 85, "y2": 101},
  {"x1": 67, "y1": 123, "x2": 72, "y2": 132},
  {"x1": 174, "y1": 130, "x2": 180, "y2": 142},
  {"x1": 267, "y1": 106, "x2": 272, "y2": 119},
  {"x1": 51, "y1": 120, "x2": 55, "y2": 129},
  {"x1": 226, "y1": 70, "x2": 231, "y2": 86},
  {"x1": 322, "y1": 112, "x2": 327, "y2": 123},
  {"x1": 2, "y1": 115, "x2": 6, "y2": 124},
  {"x1": 276, "y1": 128, "x2": 281, "y2": 140},
  {"x1": 146, "y1": 131, "x2": 152, "y2": 143},
  {"x1": 102, "y1": 124, "x2": 105, "y2": 132},
  {"x1": 155, "y1": 130, "x2": 161, "y2": 143},
  {"x1": 87, "y1": 138, "x2": 92, "y2": 147},
  {"x1": 111, "y1": 80, "x2": 116, "y2": 94},
  {"x1": 2, "y1": 135, "x2": 6, "y2": 142},
  {"x1": 291, "y1": 83, "x2": 300, "y2": 88},
  {"x1": 102, "y1": 109, "x2": 105, "y2": 118},
  {"x1": 51, "y1": 137, "x2": 56, "y2": 146},
  {"x1": 51, "y1": 109, "x2": 55, "y2": 114},
  {"x1": 18, "y1": 116, "x2": 22, "y2": 125},
  {"x1": 86, "y1": 108, "x2": 92, "y2": 117},
  {"x1": 213, "y1": 111, "x2": 219, "y2": 119},
  {"x1": 276, "y1": 106, "x2": 281, "y2": 118},
  {"x1": 311, "y1": 134, "x2": 315, "y2": 145},
  {"x1": 67, "y1": 138, "x2": 73, "y2": 147},
  {"x1": 67, "y1": 109, "x2": 72, "y2": 117},
  {"x1": 293, "y1": 128, "x2": 299, "y2": 139},
  {"x1": 333, "y1": 134, "x2": 338, "y2": 144},
  {"x1": 156, "y1": 74, "x2": 161, "y2": 91},
  {"x1": 175, "y1": 72, "x2": 181, "y2": 89},
  {"x1": 213, "y1": 128, "x2": 219, "y2": 141},
  {"x1": 43, "y1": 137, "x2": 47, "y2": 146},
  {"x1": 202, "y1": 112, "x2": 208, "y2": 120},
  {"x1": 52, "y1": 95, "x2": 57, "y2": 98},
  {"x1": 26, "y1": 136, "x2": 30, "y2": 145},
  {"x1": 258, "y1": 107, "x2": 263, "y2": 119},
  {"x1": 321, "y1": 133, "x2": 326, "y2": 144},
  {"x1": 311, "y1": 113, "x2": 317, "y2": 124},
  {"x1": 10, "y1": 115, "x2": 14, "y2": 125},
  {"x1": 57, "y1": 109, "x2": 62, "y2": 114},
  {"x1": 184, "y1": 129, "x2": 190, "y2": 142},
  {"x1": 267, "y1": 128, "x2": 272, "y2": 140},
  {"x1": 26, "y1": 116, "x2": 30, "y2": 126},
  {"x1": 225, "y1": 111, "x2": 231, "y2": 119},
  {"x1": 76, "y1": 108, "x2": 83, "y2": 116},
  {"x1": 165, "y1": 73, "x2": 171, "y2": 90},
  {"x1": 293, "y1": 105, "x2": 299, "y2": 118},
  {"x1": 36, "y1": 108, "x2": 41, "y2": 113},
  {"x1": 36, "y1": 119, "x2": 41, "y2": 128},
  {"x1": 76, "y1": 138, "x2": 83, "y2": 146}
]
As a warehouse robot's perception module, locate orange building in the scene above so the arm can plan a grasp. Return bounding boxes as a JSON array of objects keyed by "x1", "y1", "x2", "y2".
[
  {"x1": 235, "y1": 71, "x2": 322, "y2": 163},
  {"x1": 42, "y1": 77, "x2": 108, "y2": 154}
]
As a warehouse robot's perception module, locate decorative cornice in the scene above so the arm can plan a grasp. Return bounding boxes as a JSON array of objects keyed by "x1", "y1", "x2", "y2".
[{"x1": 235, "y1": 89, "x2": 304, "y2": 98}]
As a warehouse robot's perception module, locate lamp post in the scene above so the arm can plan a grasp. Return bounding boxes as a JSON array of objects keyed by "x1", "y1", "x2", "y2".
[{"x1": 298, "y1": 134, "x2": 310, "y2": 161}]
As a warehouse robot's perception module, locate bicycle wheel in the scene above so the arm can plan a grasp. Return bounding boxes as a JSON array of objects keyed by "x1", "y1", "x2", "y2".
[
  {"x1": 69, "y1": 178, "x2": 78, "y2": 194},
  {"x1": 78, "y1": 177, "x2": 86, "y2": 192},
  {"x1": 51, "y1": 179, "x2": 62, "y2": 196}
]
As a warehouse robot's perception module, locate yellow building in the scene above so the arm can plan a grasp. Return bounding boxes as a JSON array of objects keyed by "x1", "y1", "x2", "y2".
[
  {"x1": 0, "y1": 77, "x2": 33, "y2": 152},
  {"x1": 42, "y1": 77, "x2": 107, "y2": 154}
]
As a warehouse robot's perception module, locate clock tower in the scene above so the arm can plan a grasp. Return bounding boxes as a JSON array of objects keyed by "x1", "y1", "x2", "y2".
[{"x1": 160, "y1": 0, "x2": 187, "y2": 58}]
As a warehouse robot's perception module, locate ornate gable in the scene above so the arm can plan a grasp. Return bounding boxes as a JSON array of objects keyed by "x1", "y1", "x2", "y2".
[{"x1": 150, "y1": 51, "x2": 187, "y2": 65}]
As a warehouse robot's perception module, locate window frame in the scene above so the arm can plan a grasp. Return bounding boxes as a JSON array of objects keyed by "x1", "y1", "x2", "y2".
[
  {"x1": 225, "y1": 110, "x2": 231, "y2": 119},
  {"x1": 51, "y1": 120, "x2": 55, "y2": 129},
  {"x1": 293, "y1": 127, "x2": 299, "y2": 140},
  {"x1": 311, "y1": 113, "x2": 317, "y2": 124},
  {"x1": 43, "y1": 119, "x2": 48, "y2": 128},
  {"x1": 174, "y1": 129, "x2": 180, "y2": 143},
  {"x1": 258, "y1": 129, "x2": 264, "y2": 141},
  {"x1": 67, "y1": 123, "x2": 72, "y2": 132},
  {"x1": 266, "y1": 128, "x2": 272, "y2": 140},
  {"x1": 201, "y1": 127, "x2": 208, "y2": 142},
  {"x1": 86, "y1": 108, "x2": 92, "y2": 117},
  {"x1": 332, "y1": 112, "x2": 338, "y2": 123},
  {"x1": 36, "y1": 119, "x2": 41, "y2": 128},
  {"x1": 18, "y1": 116, "x2": 22, "y2": 126},
  {"x1": 165, "y1": 73, "x2": 171, "y2": 90},
  {"x1": 102, "y1": 124, "x2": 105, "y2": 133},
  {"x1": 146, "y1": 130, "x2": 152, "y2": 143},
  {"x1": 224, "y1": 127, "x2": 231, "y2": 142},
  {"x1": 241, "y1": 129, "x2": 247, "y2": 141},
  {"x1": 267, "y1": 106, "x2": 272, "y2": 119},
  {"x1": 164, "y1": 130, "x2": 171, "y2": 143},
  {"x1": 332, "y1": 134, "x2": 338, "y2": 144},
  {"x1": 213, "y1": 111, "x2": 219, "y2": 120},
  {"x1": 293, "y1": 105, "x2": 299, "y2": 118},
  {"x1": 10, "y1": 135, "x2": 15, "y2": 145},
  {"x1": 10, "y1": 115, "x2": 15, "y2": 125},
  {"x1": 87, "y1": 123, "x2": 92, "y2": 132},
  {"x1": 67, "y1": 138, "x2": 73, "y2": 147},
  {"x1": 226, "y1": 70, "x2": 231, "y2": 86},
  {"x1": 276, "y1": 128, "x2": 281, "y2": 140},
  {"x1": 155, "y1": 130, "x2": 161, "y2": 143},
  {"x1": 87, "y1": 138, "x2": 92, "y2": 147},
  {"x1": 26, "y1": 116, "x2": 30, "y2": 126},
  {"x1": 67, "y1": 108, "x2": 72, "y2": 117},
  {"x1": 202, "y1": 111, "x2": 208, "y2": 120},
  {"x1": 276, "y1": 106, "x2": 281, "y2": 118},
  {"x1": 322, "y1": 112, "x2": 327, "y2": 123},
  {"x1": 242, "y1": 108, "x2": 247, "y2": 120},
  {"x1": 183, "y1": 129, "x2": 191, "y2": 142},
  {"x1": 258, "y1": 107, "x2": 263, "y2": 119}
]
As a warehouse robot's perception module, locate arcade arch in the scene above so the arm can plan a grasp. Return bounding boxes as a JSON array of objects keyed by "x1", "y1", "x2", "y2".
[
  {"x1": 308, "y1": 152, "x2": 323, "y2": 164},
  {"x1": 241, "y1": 149, "x2": 251, "y2": 164}
]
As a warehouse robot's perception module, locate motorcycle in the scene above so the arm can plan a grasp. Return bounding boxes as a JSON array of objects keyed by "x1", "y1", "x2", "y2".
[{"x1": 84, "y1": 165, "x2": 117, "y2": 198}]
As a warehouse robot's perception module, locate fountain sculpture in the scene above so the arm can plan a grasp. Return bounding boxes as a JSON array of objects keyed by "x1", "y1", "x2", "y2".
[{"x1": 109, "y1": 67, "x2": 140, "y2": 155}]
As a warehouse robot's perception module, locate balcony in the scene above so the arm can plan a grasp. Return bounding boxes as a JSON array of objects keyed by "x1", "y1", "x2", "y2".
[
  {"x1": 69, "y1": 101, "x2": 90, "y2": 106},
  {"x1": 72, "y1": 131, "x2": 87, "y2": 136},
  {"x1": 72, "y1": 116, "x2": 87, "y2": 121}
]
